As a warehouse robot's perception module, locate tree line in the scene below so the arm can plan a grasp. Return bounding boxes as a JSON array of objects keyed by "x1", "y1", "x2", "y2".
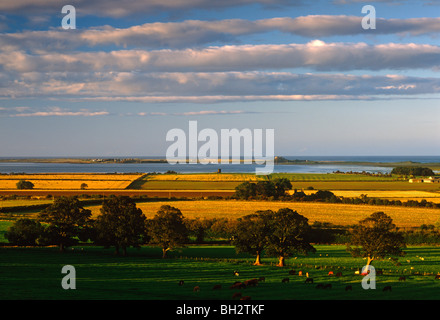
[
  {"x1": 233, "y1": 180, "x2": 440, "y2": 209},
  {"x1": 5, "y1": 196, "x2": 409, "y2": 268}
]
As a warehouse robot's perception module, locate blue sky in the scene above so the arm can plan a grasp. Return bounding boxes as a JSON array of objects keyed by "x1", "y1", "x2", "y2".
[{"x1": 0, "y1": 0, "x2": 439, "y2": 157}]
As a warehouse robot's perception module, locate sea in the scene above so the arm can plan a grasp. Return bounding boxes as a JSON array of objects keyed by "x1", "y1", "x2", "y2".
[{"x1": 0, "y1": 156, "x2": 438, "y2": 174}]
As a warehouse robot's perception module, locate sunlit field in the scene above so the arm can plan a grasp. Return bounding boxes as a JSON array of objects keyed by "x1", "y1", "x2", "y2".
[
  {"x1": 0, "y1": 174, "x2": 143, "y2": 190},
  {"x1": 79, "y1": 200, "x2": 440, "y2": 229}
]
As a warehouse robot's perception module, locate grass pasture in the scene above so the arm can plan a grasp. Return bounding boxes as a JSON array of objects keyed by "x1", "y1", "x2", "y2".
[{"x1": 1, "y1": 245, "x2": 439, "y2": 300}]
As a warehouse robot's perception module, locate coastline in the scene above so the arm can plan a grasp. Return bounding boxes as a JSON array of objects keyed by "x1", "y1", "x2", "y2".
[{"x1": 0, "y1": 157, "x2": 439, "y2": 170}]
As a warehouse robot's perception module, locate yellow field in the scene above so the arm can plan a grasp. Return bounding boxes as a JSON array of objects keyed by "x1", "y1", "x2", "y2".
[
  {"x1": 0, "y1": 174, "x2": 143, "y2": 190},
  {"x1": 84, "y1": 200, "x2": 440, "y2": 228}
]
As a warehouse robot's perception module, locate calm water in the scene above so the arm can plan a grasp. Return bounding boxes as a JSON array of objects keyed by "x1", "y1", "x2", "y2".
[{"x1": 0, "y1": 156, "x2": 438, "y2": 174}]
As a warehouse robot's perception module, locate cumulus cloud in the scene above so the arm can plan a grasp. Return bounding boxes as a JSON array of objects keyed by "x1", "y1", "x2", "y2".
[
  {"x1": 2, "y1": 41, "x2": 440, "y2": 74},
  {"x1": 3, "y1": 16, "x2": 440, "y2": 52},
  {"x1": 0, "y1": 0, "x2": 304, "y2": 18},
  {"x1": 2, "y1": 70, "x2": 439, "y2": 102},
  {"x1": 1, "y1": 106, "x2": 109, "y2": 117},
  {"x1": 1, "y1": 70, "x2": 439, "y2": 102}
]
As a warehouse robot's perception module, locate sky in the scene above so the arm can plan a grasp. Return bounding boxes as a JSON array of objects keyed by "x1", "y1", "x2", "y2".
[{"x1": 0, "y1": 0, "x2": 439, "y2": 157}]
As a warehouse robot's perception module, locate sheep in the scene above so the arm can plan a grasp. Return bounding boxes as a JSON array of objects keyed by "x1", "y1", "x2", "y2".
[
  {"x1": 178, "y1": 280, "x2": 184, "y2": 286},
  {"x1": 230, "y1": 282, "x2": 246, "y2": 290},
  {"x1": 315, "y1": 283, "x2": 324, "y2": 289},
  {"x1": 288, "y1": 270, "x2": 296, "y2": 275},
  {"x1": 304, "y1": 278, "x2": 314, "y2": 284},
  {"x1": 323, "y1": 283, "x2": 332, "y2": 289},
  {"x1": 240, "y1": 296, "x2": 251, "y2": 300},
  {"x1": 383, "y1": 286, "x2": 392, "y2": 292},
  {"x1": 398, "y1": 276, "x2": 406, "y2": 282},
  {"x1": 212, "y1": 284, "x2": 222, "y2": 290},
  {"x1": 336, "y1": 272, "x2": 342, "y2": 277},
  {"x1": 193, "y1": 286, "x2": 200, "y2": 292},
  {"x1": 244, "y1": 279, "x2": 259, "y2": 287},
  {"x1": 232, "y1": 292, "x2": 242, "y2": 299}
]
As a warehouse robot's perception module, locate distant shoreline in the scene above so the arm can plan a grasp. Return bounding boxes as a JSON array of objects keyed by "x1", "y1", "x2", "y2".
[{"x1": 0, "y1": 157, "x2": 439, "y2": 170}]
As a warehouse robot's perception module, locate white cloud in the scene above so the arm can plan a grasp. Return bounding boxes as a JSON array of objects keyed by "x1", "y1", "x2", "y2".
[
  {"x1": 2, "y1": 41, "x2": 440, "y2": 74},
  {"x1": 2, "y1": 106, "x2": 109, "y2": 117},
  {"x1": 0, "y1": 0, "x2": 304, "y2": 18},
  {"x1": 3, "y1": 16, "x2": 440, "y2": 52}
]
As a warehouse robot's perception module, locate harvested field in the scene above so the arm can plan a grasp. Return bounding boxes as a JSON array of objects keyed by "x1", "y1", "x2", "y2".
[
  {"x1": 84, "y1": 200, "x2": 440, "y2": 228},
  {"x1": 0, "y1": 173, "x2": 143, "y2": 190}
]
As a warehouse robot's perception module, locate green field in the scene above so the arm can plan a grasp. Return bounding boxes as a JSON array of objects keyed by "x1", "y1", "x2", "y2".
[{"x1": 1, "y1": 245, "x2": 439, "y2": 300}]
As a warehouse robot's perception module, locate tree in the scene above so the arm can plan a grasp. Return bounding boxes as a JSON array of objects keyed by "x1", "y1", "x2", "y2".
[
  {"x1": 148, "y1": 205, "x2": 188, "y2": 258},
  {"x1": 80, "y1": 183, "x2": 88, "y2": 190},
  {"x1": 233, "y1": 211, "x2": 273, "y2": 265},
  {"x1": 37, "y1": 196, "x2": 92, "y2": 252},
  {"x1": 347, "y1": 212, "x2": 406, "y2": 269},
  {"x1": 265, "y1": 208, "x2": 316, "y2": 267},
  {"x1": 94, "y1": 196, "x2": 147, "y2": 256},
  {"x1": 391, "y1": 166, "x2": 434, "y2": 177},
  {"x1": 234, "y1": 181, "x2": 256, "y2": 199},
  {"x1": 184, "y1": 218, "x2": 213, "y2": 244},
  {"x1": 273, "y1": 178, "x2": 292, "y2": 198},
  {"x1": 5, "y1": 218, "x2": 44, "y2": 246},
  {"x1": 16, "y1": 180, "x2": 34, "y2": 190},
  {"x1": 234, "y1": 179, "x2": 292, "y2": 200}
]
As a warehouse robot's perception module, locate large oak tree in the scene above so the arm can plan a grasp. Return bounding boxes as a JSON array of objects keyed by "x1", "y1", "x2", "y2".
[
  {"x1": 265, "y1": 208, "x2": 316, "y2": 267},
  {"x1": 38, "y1": 196, "x2": 92, "y2": 252},
  {"x1": 347, "y1": 212, "x2": 406, "y2": 268},
  {"x1": 148, "y1": 205, "x2": 188, "y2": 258},
  {"x1": 94, "y1": 196, "x2": 147, "y2": 256}
]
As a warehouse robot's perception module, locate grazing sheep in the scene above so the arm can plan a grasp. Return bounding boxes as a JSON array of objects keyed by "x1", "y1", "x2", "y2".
[
  {"x1": 315, "y1": 284, "x2": 324, "y2": 289},
  {"x1": 282, "y1": 278, "x2": 290, "y2": 283},
  {"x1": 304, "y1": 278, "x2": 314, "y2": 284},
  {"x1": 232, "y1": 292, "x2": 242, "y2": 299},
  {"x1": 288, "y1": 270, "x2": 296, "y2": 275},
  {"x1": 193, "y1": 286, "x2": 200, "y2": 292},
  {"x1": 244, "y1": 279, "x2": 259, "y2": 287},
  {"x1": 383, "y1": 286, "x2": 392, "y2": 292},
  {"x1": 230, "y1": 282, "x2": 246, "y2": 290},
  {"x1": 336, "y1": 272, "x2": 342, "y2": 277},
  {"x1": 213, "y1": 284, "x2": 222, "y2": 290},
  {"x1": 178, "y1": 280, "x2": 184, "y2": 286},
  {"x1": 398, "y1": 276, "x2": 406, "y2": 282},
  {"x1": 240, "y1": 296, "x2": 251, "y2": 300},
  {"x1": 345, "y1": 285, "x2": 352, "y2": 291}
]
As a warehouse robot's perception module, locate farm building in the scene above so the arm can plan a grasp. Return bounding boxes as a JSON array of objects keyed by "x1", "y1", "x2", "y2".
[{"x1": 409, "y1": 176, "x2": 440, "y2": 183}]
